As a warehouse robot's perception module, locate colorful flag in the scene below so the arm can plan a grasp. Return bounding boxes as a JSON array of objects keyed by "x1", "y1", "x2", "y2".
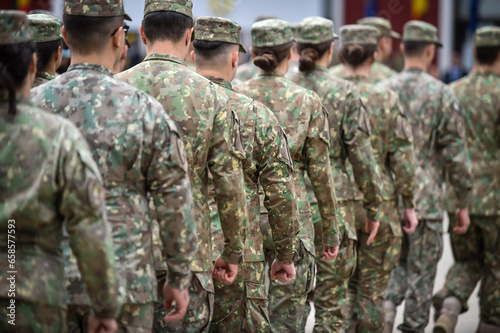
[
  {"x1": 17, "y1": 0, "x2": 31, "y2": 12},
  {"x1": 411, "y1": 0, "x2": 429, "y2": 20},
  {"x1": 364, "y1": 0, "x2": 378, "y2": 17}
]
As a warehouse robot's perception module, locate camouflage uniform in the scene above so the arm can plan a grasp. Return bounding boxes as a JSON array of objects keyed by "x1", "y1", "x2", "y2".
[
  {"x1": 432, "y1": 27, "x2": 500, "y2": 328},
  {"x1": 117, "y1": 2, "x2": 248, "y2": 332},
  {"x1": 291, "y1": 17, "x2": 383, "y2": 333},
  {"x1": 31, "y1": 2, "x2": 197, "y2": 332},
  {"x1": 0, "y1": 10, "x2": 119, "y2": 332},
  {"x1": 233, "y1": 59, "x2": 299, "y2": 85},
  {"x1": 236, "y1": 19, "x2": 340, "y2": 333},
  {"x1": 193, "y1": 17, "x2": 300, "y2": 333},
  {"x1": 27, "y1": 13, "x2": 62, "y2": 88},
  {"x1": 382, "y1": 21, "x2": 472, "y2": 333}
]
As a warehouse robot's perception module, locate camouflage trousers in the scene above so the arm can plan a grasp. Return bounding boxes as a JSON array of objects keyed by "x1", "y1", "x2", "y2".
[
  {"x1": 385, "y1": 219, "x2": 443, "y2": 333},
  {"x1": 433, "y1": 214, "x2": 500, "y2": 326},
  {"x1": 0, "y1": 298, "x2": 66, "y2": 332},
  {"x1": 210, "y1": 261, "x2": 269, "y2": 333},
  {"x1": 154, "y1": 271, "x2": 214, "y2": 333},
  {"x1": 307, "y1": 200, "x2": 357, "y2": 333},
  {"x1": 67, "y1": 302, "x2": 153, "y2": 333},
  {"x1": 345, "y1": 200, "x2": 402, "y2": 333}
]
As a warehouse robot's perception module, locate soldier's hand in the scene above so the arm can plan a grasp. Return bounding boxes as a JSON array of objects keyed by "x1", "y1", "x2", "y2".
[
  {"x1": 454, "y1": 207, "x2": 470, "y2": 235},
  {"x1": 212, "y1": 256, "x2": 239, "y2": 284},
  {"x1": 163, "y1": 283, "x2": 190, "y2": 322},
  {"x1": 365, "y1": 219, "x2": 380, "y2": 245},
  {"x1": 88, "y1": 317, "x2": 117, "y2": 333},
  {"x1": 403, "y1": 208, "x2": 419, "y2": 234},
  {"x1": 270, "y1": 260, "x2": 296, "y2": 283},
  {"x1": 322, "y1": 245, "x2": 339, "y2": 261}
]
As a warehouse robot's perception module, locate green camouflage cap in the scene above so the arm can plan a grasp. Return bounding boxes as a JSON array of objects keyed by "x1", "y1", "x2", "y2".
[
  {"x1": 340, "y1": 24, "x2": 378, "y2": 46},
  {"x1": 402, "y1": 20, "x2": 442, "y2": 47},
  {"x1": 357, "y1": 17, "x2": 401, "y2": 39},
  {"x1": 64, "y1": 0, "x2": 132, "y2": 21},
  {"x1": 474, "y1": 26, "x2": 500, "y2": 47},
  {"x1": 195, "y1": 16, "x2": 246, "y2": 53},
  {"x1": 144, "y1": 0, "x2": 193, "y2": 19},
  {"x1": 0, "y1": 10, "x2": 32, "y2": 46},
  {"x1": 29, "y1": 10, "x2": 57, "y2": 17},
  {"x1": 251, "y1": 19, "x2": 293, "y2": 48},
  {"x1": 28, "y1": 14, "x2": 62, "y2": 43},
  {"x1": 294, "y1": 16, "x2": 338, "y2": 44}
]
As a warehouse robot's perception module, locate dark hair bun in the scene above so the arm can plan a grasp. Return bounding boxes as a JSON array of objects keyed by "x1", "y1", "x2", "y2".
[
  {"x1": 253, "y1": 50, "x2": 278, "y2": 71},
  {"x1": 299, "y1": 48, "x2": 319, "y2": 71}
]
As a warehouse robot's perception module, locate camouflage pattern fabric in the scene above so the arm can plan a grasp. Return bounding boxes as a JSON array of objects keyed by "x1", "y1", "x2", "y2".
[
  {"x1": 117, "y1": 303, "x2": 154, "y2": 333},
  {"x1": 144, "y1": 0, "x2": 193, "y2": 19},
  {"x1": 67, "y1": 304, "x2": 91, "y2": 333},
  {"x1": 340, "y1": 25, "x2": 378, "y2": 46},
  {"x1": 64, "y1": 0, "x2": 131, "y2": 20},
  {"x1": 251, "y1": 18, "x2": 294, "y2": 48},
  {"x1": 0, "y1": 10, "x2": 32, "y2": 45},
  {"x1": 357, "y1": 16, "x2": 401, "y2": 39},
  {"x1": 0, "y1": 94, "x2": 119, "y2": 319},
  {"x1": 233, "y1": 61, "x2": 259, "y2": 85},
  {"x1": 27, "y1": 13, "x2": 62, "y2": 42},
  {"x1": 294, "y1": 16, "x2": 338, "y2": 44},
  {"x1": 32, "y1": 71, "x2": 55, "y2": 88},
  {"x1": 402, "y1": 20, "x2": 442, "y2": 46},
  {"x1": 0, "y1": 299, "x2": 66, "y2": 332},
  {"x1": 474, "y1": 26, "x2": 500, "y2": 47},
  {"x1": 31, "y1": 63, "x2": 196, "y2": 311},
  {"x1": 329, "y1": 60, "x2": 397, "y2": 83},
  {"x1": 195, "y1": 17, "x2": 246, "y2": 53}
]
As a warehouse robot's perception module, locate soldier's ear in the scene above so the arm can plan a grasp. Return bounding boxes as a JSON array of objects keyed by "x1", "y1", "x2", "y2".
[
  {"x1": 185, "y1": 28, "x2": 194, "y2": 47},
  {"x1": 399, "y1": 42, "x2": 404, "y2": 55},
  {"x1": 62, "y1": 26, "x2": 71, "y2": 48},
  {"x1": 250, "y1": 47, "x2": 256, "y2": 59},
  {"x1": 139, "y1": 26, "x2": 147, "y2": 46},
  {"x1": 328, "y1": 42, "x2": 334, "y2": 55},
  {"x1": 231, "y1": 49, "x2": 239, "y2": 69},
  {"x1": 190, "y1": 50, "x2": 196, "y2": 64}
]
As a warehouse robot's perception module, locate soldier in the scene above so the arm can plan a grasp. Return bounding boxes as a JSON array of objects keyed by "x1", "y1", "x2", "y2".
[
  {"x1": 31, "y1": 1, "x2": 197, "y2": 332},
  {"x1": 236, "y1": 18, "x2": 340, "y2": 332},
  {"x1": 335, "y1": 24, "x2": 418, "y2": 333},
  {"x1": 117, "y1": 1, "x2": 249, "y2": 332},
  {"x1": 290, "y1": 17, "x2": 383, "y2": 332},
  {"x1": 27, "y1": 13, "x2": 63, "y2": 87},
  {"x1": 0, "y1": 10, "x2": 119, "y2": 333},
  {"x1": 191, "y1": 16, "x2": 300, "y2": 332},
  {"x1": 330, "y1": 17, "x2": 399, "y2": 83},
  {"x1": 381, "y1": 21, "x2": 473, "y2": 333},
  {"x1": 432, "y1": 26, "x2": 500, "y2": 333}
]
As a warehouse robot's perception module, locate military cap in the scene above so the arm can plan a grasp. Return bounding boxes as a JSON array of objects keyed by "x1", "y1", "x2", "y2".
[
  {"x1": 402, "y1": 20, "x2": 442, "y2": 47},
  {"x1": 29, "y1": 10, "x2": 57, "y2": 17},
  {"x1": 0, "y1": 10, "x2": 32, "y2": 46},
  {"x1": 294, "y1": 16, "x2": 338, "y2": 44},
  {"x1": 195, "y1": 16, "x2": 246, "y2": 53},
  {"x1": 474, "y1": 26, "x2": 500, "y2": 47},
  {"x1": 251, "y1": 19, "x2": 293, "y2": 48},
  {"x1": 357, "y1": 17, "x2": 401, "y2": 39},
  {"x1": 144, "y1": 0, "x2": 193, "y2": 19},
  {"x1": 28, "y1": 14, "x2": 62, "y2": 43},
  {"x1": 340, "y1": 24, "x2": 378, "y2": 46},
  {"x1": 64, "y1": 0, "x2": 132, "y2": 21}
]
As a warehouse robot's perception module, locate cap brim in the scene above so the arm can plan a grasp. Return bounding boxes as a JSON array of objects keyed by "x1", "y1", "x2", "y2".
[
  {"x1": 239, "y1": 44, "x2": 247, "y2": 53},
  {"x1": 124, "y1": 13, "x2": 132, "y2": 21},
  {"x1": 390, "y1": 31, "x2": 401, "y2": 39}
]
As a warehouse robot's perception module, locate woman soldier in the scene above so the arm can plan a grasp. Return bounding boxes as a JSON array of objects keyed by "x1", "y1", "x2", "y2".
[
  {"x1": 290, "y1": 17, "x2": 383, "y2": 332},
  {"x1": 235, "y1": 19, "x2": 339, "y2": 332}
]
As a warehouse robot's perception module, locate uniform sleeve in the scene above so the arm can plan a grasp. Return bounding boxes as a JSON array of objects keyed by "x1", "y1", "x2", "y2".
[
  {"x1": 208, "y1": 86, "x2": 247, "y2": 264},
  {"x1": 254, "y1": 104, "x2": 299, "y2": 264},
  {"x1": 342, "y1": 88, "x2": 382, "y2": 220},
  {"x1": 145, "y1": 100, "x2": 197, "y2": 291},
  {"x1": 387, "y1": 94, "x2": 416, "y2": 208},
  {"x1": 58, "y1": 123, "x2": 119, "y2": 319},
  {"x1": 437, "y1": 88, "x2": 473, "y2": 208},
  {"x1": 305, "y1": 93, "x2": 340, "y2": 247}
]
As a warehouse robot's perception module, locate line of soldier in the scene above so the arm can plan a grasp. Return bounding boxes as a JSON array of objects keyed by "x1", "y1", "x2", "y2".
[{"x1": 0, "y1": 1, "x2": 498, "y2": 333}]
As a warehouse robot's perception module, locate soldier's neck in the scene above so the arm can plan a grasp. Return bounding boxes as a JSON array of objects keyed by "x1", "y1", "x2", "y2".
[
  {"x1": 70, "y1": 52, "x2": 116, "y2": 72},
  {"x1": 343, "y1": 63, "x2": 371, "y2": 78},
  {"x1": 146, "y1": 41, "x2": 188, "y2": 62},
  {"x1": 403, "y1": 57, "x2": 428, "y2": 72},
  {"x1": 476, "y1": 63, "x2": 500, "y2": 76},
  {"x1": 197, "y1": 67, "x2": 230, "y2": 82}
]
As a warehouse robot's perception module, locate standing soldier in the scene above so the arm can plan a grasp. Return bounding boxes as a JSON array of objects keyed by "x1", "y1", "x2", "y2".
[
  {"x1": 0, "y1": 10, "x2": 119, "y2": 333},
  {"x1": 236, "y1": 18, "x2": 340, "y2": 332},
  {"x1": 27, "y1": 13, "x2": 63, "y2": 87},
  {"x1": 336, "y1": 24, "x2": 418, "y2": 333},
  {"x1": 290, "y1": 17, "x2": 383, "y2": 332},
  {"x1": 31, "y1": 0, "x2": 197, "y2": 332},
  {"x1": 330, "y1": 17, "x2": 399, "y2": 83},
  {"x1": 191, "y1": 16, "x2": 300, "y2": 332},
  {"x1": 381, "y1": 21, "x2": 473, "y2": 333},
  {"x1": 117, "y1": 1, "x2": 249, "y2": 332},
  {"x1": 432, "y1": 26, "x2": 500, "y2": 333}
]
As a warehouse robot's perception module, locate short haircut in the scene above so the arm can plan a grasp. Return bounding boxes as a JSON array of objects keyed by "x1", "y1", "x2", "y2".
[
  {"x1": 475, "y1": 46, "x2": 500, "y2": 65},
  {"x1": 35, "y1": 38, "x2": 63, "y2": 72},
  {"x1": 403, "y1": 41, "x2": 432, "y2": 57},
  {"x1": 62, "y1": 14, "x2": 123, "y2": 54},
  {"x1": 142, "y1": 11, "x2": 193, "y2": 44},
  {"x1": 192, "y1": 40, "x2": 237, "y2": 67}
]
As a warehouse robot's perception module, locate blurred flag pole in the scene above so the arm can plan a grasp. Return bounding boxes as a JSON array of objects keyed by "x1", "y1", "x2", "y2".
[{"x1": 468, "y1": 0, "x2": 481, "y2": 36}]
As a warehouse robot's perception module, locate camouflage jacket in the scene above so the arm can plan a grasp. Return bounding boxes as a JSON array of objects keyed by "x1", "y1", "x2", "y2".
[
  {"x1": 31, "y1": 63, "x2": 196, "y2": 304},
  {"x1": 446, "y1": 70, "x2": 500, "y2": 216},
  {"x1": 291, "y1": 66, "x2": 382, "y2": 224},
  {"x1": 330, "y1": 60, "x2": 397, "y2": 83},
  {"x1": 344, "y1": 75, "x2": 415, "y2": 207},
  {"x1": 32, "y1": 71, "x2": 54, "y2": 88},
  {"x1": 236, "y1": 72, "x2": 340, "y2": 251},
  {"x1": 117, "y1": 54, "x2": 247, "y2": 273},
  {"x1": 233, "y1": 60, "x2": 299, "y2": 85},
  {"x1": 0, "y1": 94, "x2": 118, "y2": 317},
  {"x1": 380, "y1": 68, "x2": 472, "y2": 222},
  {"x1": 206, "y1": 76, "x2": 299, "y2": 264}
]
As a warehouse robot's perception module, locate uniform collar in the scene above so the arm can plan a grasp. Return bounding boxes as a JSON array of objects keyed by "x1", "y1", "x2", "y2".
[
  {"x1": 205, "y1": 76, "x2": 232, "y2": 90},
  {"x1": 258, "y1": 71, "x2": 285, "y2": 78},
  {"x1": 36, "y1": 71, "x2": 55, "y2": 81},
  {"x1": 144, "y1": 53, "x2": 187, "y2": 67},
  {"x1": 474, "y1": 69, "x2": 500, "y2": 78},
  {"x1": 344, "y1": 74, "x2": 369, "y2": 84},
  {"x1": 67, "y1": 63, "x2": 114, "y2": 77},
  {"x1": 404, "y1": 67, "x2": 426, "y2": 74}
]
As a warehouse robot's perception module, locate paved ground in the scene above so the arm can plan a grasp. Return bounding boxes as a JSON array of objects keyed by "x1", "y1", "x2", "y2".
[{"x1": 304, "y1": 214, "x2": 481, "y2": 332}]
